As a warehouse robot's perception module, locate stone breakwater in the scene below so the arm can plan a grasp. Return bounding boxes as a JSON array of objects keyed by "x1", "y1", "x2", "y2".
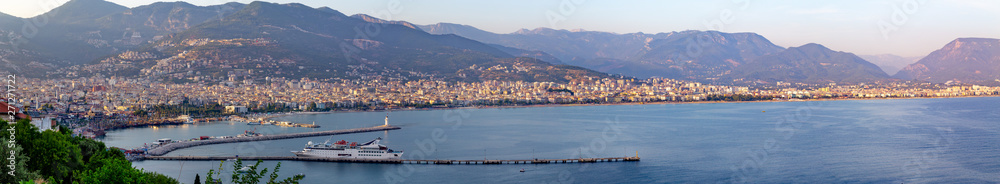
[{"x1": 145, "y1": 125, "x2": 400, "y2": 156}]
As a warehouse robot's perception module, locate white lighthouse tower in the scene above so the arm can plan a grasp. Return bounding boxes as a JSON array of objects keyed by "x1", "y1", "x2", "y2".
[{"x1": 384, "y1": 113, "x2": 389, "y2": 126}]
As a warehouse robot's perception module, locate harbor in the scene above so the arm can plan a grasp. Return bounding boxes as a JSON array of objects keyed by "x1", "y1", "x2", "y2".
[
  {"x1": 143, "y1": 125, "x2": 400, "y2": 156},
  {"x1": 140, "y1": 155, "x2": 640, "y2": 164},
  {"x1": 133, "y1": 114, "x2": 641, "y2": 165}
]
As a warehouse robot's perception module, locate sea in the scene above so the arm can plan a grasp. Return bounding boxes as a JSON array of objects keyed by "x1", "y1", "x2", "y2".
[{"x1": 98, "y1": 97, "x2": 1000, "y2": 183}]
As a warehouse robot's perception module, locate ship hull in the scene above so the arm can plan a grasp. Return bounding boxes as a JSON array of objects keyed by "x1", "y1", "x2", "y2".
[
  {"x1": 294, "y1": 137, "x2": 402, "y2": 159},
  {"x1": 293, "y1": 148, "x2": 403, "y2": 159}
]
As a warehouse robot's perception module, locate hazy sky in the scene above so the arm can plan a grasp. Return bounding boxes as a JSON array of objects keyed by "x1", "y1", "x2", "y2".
[{"x1": 1, "y1": 0, "x2": 998, "y2": 57}]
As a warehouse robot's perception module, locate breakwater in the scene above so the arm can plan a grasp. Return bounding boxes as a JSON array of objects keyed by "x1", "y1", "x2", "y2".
[{"x1": 145, "y1": 125, "x2": 400, "y2": 156}]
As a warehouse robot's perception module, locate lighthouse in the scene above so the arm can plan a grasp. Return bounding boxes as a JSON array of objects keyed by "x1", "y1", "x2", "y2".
[{"x1": 384, "y1": 114, "x2": 389, "y2": 126}]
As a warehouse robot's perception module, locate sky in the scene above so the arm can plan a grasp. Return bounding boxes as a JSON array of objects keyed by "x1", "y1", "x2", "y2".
[{"x1": 0, "y1": 0, "x2": 998, "y2": 57}]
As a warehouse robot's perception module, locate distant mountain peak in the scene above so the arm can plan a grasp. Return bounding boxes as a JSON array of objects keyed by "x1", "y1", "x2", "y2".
[
  {"x1": 147, "y1": 1, "x2": 196, "y2": 7},
  {"x1": 944, "y1": 37, "x2": 998, "y2": 50},
  {"x1": 787, "y1": 43, "x2": 839, "y2": 57},
  {"x1": 953, "y1": 37, "x2": 999, "y2": 42},
  {"x1": 38, "y1": 0, "x2": 128, "y2": 24},
  {"x1": 859, "y1": 54, "x2": 922, "y2": 76},
  {"x1": 726, "y1": 42, "x2": 889, "y2": 83},
  {"x1": 424, "y1": 23, "x2": 475, "y2": 30},
  {"x1": 240, "y1": 1, "x2": 319, "y2": 12},
  {"x1": 349, "y1": 14, "x2": 421, "y2": 30},
  {"x1": 419, "y1": 23, "x2": 485, "y2": 34},
  {"x1": 797, "y1": 43, "x2": 827, "y2": 49},
  {"x1": 513, "y1": 27, "x2": 560, "y2": 35},
  {"x1": 513, "y1": 28, "x2": 530, "y2": 34},
  {"x1": 284, "y1": 2, "x2": 311, "y2": 8},
  {"x1": 894, "y1": 38, "x2": 1000, "y2": 83},
  {"x1": 66, "y1": 0, "x2": 113, "y2": 3},
  {"x1": 244, "y1": 1, "x2": 286, "y2": 10}
]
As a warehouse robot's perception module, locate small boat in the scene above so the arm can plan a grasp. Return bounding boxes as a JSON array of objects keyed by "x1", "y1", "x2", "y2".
[
  {"x1": 236, "y1": 165, "x2": 253, "y2": 173},
  {"x1": 178, "y1": 115, "x2": 194, "y2": 124},
  {"x1": 519, "y1": 169, "x2": 525, "y2": 172},
  {"x1": 295, "y1": 173, "x2": 305, "y2": 178}
]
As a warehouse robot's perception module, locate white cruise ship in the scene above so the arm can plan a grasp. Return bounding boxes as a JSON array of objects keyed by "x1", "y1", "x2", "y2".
[{"x1": 292, "y1": 137, "x2": 403, "y2": 159}]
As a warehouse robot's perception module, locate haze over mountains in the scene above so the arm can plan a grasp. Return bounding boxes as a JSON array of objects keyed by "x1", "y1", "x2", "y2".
[
  {"x1": 0, "y1": 0, "x2": 997, "y2": 85},
  {"x1": 859, "y1": 54, "x2": 922, "y2": 76},
  {"x1": 726, "y1": 43, "x2": 890, "y2": 83},
  {"x1": 895, "y1": 38, "x2": 1000, "y2": 84},
  {"x1": 421, "y1": 23, "x2": 891, "y2": 84}
]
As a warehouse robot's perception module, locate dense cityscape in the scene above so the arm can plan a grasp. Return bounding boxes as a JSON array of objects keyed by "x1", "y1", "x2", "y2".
[{"x1": 7, "y1": 76, "x2": 999, "y2": 134}]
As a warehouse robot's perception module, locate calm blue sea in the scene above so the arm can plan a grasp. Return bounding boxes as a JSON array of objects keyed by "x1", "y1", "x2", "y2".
[{"x1": 99, "y1": 97, "x2": 1000, "y2": 183}]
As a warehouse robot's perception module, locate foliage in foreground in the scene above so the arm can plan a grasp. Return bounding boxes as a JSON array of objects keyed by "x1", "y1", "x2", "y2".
[
  {"x1": 206, "y1": 159, "x2": 304, "y2": 184},
  {"x1": 0, "y1": 119, "x2": 178, "y2": 184}
]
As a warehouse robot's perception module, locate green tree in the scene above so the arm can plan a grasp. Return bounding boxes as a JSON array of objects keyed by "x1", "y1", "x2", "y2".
[
  {"x1": 206, "y1": 159, "x2": 303, "y2": 184},
  {"x1": 195, "y1": 174, "x2": 202, "y2": 184},
  {"x1": 3, "y1": 119, "x2": 84, "y2": 183},
  {"x1": 2, "y1": 119, "x2": 179, "y2": 184},
  {"x1": 77, "y1": 159, "x2": 148, "y2": 184},
  {"x1": 29, "y1": 130, "x2": 84, "y2": 182},
  {"x1": 133, "y1": 109, "x2": 148, "y2": 117},
  {"x1": 0, "y1": 135, "x2": 40, "y2": 182},
  {"x1": 145, "y1": 172, "x2": 180, "y2": 184}
]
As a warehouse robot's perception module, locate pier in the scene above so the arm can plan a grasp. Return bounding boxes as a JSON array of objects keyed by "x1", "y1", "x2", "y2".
[
  {"x1": 141, "y1": 155, "x2": 639, "y2": 164},
  {"x1": 145, "y1": 125, "x2": 400, "y2": 156}
]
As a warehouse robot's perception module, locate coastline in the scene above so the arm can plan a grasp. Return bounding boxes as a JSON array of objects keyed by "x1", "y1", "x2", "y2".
[{"x1": 261, "y1": 95, "x2": 1000, "y2": 120}]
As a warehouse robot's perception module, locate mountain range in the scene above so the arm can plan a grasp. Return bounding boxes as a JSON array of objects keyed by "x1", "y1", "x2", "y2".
[
  {"x1": 0, "y1": 0, "x2": 246, "y2": 77},
  {"x1": 726, "y1": 43, "x2": 890, "y2": 83},
  {"x1": 421, "y1": 23, "x2": 893, "y2": 84},
  {"x1": 895, "y1": 38, "x2": 1000, "y2": 84},
  {"x1": 0, "y1": 0, "x2": 996, "y2": 85},
  {"x1": 148, "y1": 1, "x2": 593, "y2": 82},
  {"x1": 0, "y1": 0, "x2": 609, "y2": 82}
]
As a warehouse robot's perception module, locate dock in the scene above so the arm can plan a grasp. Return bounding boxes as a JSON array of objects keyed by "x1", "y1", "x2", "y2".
[
  {"x1": 145, "y1": 125, "x2": 400, "y2": 156},
  {"x1": 141, "y1": 155, "x2": 640, "y2": 164}
]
